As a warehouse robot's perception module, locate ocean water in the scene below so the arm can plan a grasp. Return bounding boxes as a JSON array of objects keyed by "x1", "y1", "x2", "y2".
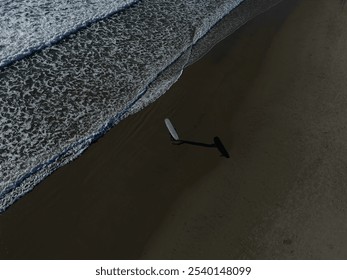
[
  {"x1": 0, "y1": 0, "x2": 278, "y2": 212},
  {"x1": 0, "y1": 0, "x2": 138, "y2": 68}
]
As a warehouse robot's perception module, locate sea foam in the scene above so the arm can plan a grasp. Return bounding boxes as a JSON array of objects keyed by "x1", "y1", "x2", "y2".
[
  {"x1": 0, "y1": 0, "x2": 281, "y2": 212},
  {"x1": 0, "y1": 0, "x2": 138, "y2": 69}
]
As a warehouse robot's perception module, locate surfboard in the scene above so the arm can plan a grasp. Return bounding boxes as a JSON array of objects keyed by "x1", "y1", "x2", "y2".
[{"x1": 164, "y1": 118, "x2": 179, "y2": 141}]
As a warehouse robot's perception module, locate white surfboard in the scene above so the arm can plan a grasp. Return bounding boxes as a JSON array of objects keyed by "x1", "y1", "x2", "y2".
[{"x1": 164, "y1": 118, "x2": 179, "y2": 141}]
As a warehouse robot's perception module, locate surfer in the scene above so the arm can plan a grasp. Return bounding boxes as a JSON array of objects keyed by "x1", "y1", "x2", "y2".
[{"x1": 164, "y1": 117, "x2": 229, "y2": 157}]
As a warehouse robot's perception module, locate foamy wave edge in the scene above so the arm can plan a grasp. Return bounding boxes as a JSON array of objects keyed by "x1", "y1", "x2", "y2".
[
  {"x1": 0, "y1": 0, "x2": 140, "y2": 70},
  {"x1": 0, "y1": 0, "x2": 283, "y2": 212}
]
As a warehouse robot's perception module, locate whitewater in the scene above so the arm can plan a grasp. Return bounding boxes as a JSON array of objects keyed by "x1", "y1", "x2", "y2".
[
  {"x1": 0, "y1": 0, "x2": 138, "y2": 68},
  {"x1": 0, "y1": 0, "x2": 280, "y2": 212}
]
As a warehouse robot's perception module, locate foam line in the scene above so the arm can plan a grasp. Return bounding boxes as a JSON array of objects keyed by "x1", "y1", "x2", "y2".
[{"x1": 0, "y1": 0, "x2": 140, "y2": 70}]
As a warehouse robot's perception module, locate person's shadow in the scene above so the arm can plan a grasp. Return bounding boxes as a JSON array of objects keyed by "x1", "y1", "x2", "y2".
[{"x1": 171, "y1": 136, "x2": 230, "y2": 158}]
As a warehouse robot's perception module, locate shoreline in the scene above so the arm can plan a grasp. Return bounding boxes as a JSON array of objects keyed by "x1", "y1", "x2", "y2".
[
  {"x1": 0, "y1": 0, "x2": 277, "y2": 213},
  {"x1": 0, "y1": 0, "x2": 296, "y2": 259},
  {"x1": 2, "y1": 0, "x2": 347, "y2": 260}
]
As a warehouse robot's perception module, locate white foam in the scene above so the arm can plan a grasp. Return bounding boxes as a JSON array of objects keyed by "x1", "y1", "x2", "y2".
[
  {"x1": 0, "y1": 0, "x2": 138, "y2": 68},
  {"x1": 0, "y1": 0, "x2": 250, "y2": 211}
]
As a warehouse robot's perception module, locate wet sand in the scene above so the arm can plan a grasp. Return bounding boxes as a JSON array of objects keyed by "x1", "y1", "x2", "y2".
[{"x1": 2, "y1": 0, "x2": 347, "y2": 259}]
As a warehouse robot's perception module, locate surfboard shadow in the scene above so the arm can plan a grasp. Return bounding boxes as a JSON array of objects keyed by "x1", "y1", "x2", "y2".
[{"x1": 172, "y1": 136, "x2": 230, "y2": 158}]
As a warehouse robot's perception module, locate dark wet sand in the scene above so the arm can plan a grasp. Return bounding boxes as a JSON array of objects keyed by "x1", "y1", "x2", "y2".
[{"x1": 2, "y1": 0, "x2": 347, "y2": 259}]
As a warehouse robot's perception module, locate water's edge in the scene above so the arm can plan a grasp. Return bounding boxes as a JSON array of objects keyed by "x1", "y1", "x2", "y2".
[{"x1": 0, "y1": 0, "x2": 282, "y2": 212}]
